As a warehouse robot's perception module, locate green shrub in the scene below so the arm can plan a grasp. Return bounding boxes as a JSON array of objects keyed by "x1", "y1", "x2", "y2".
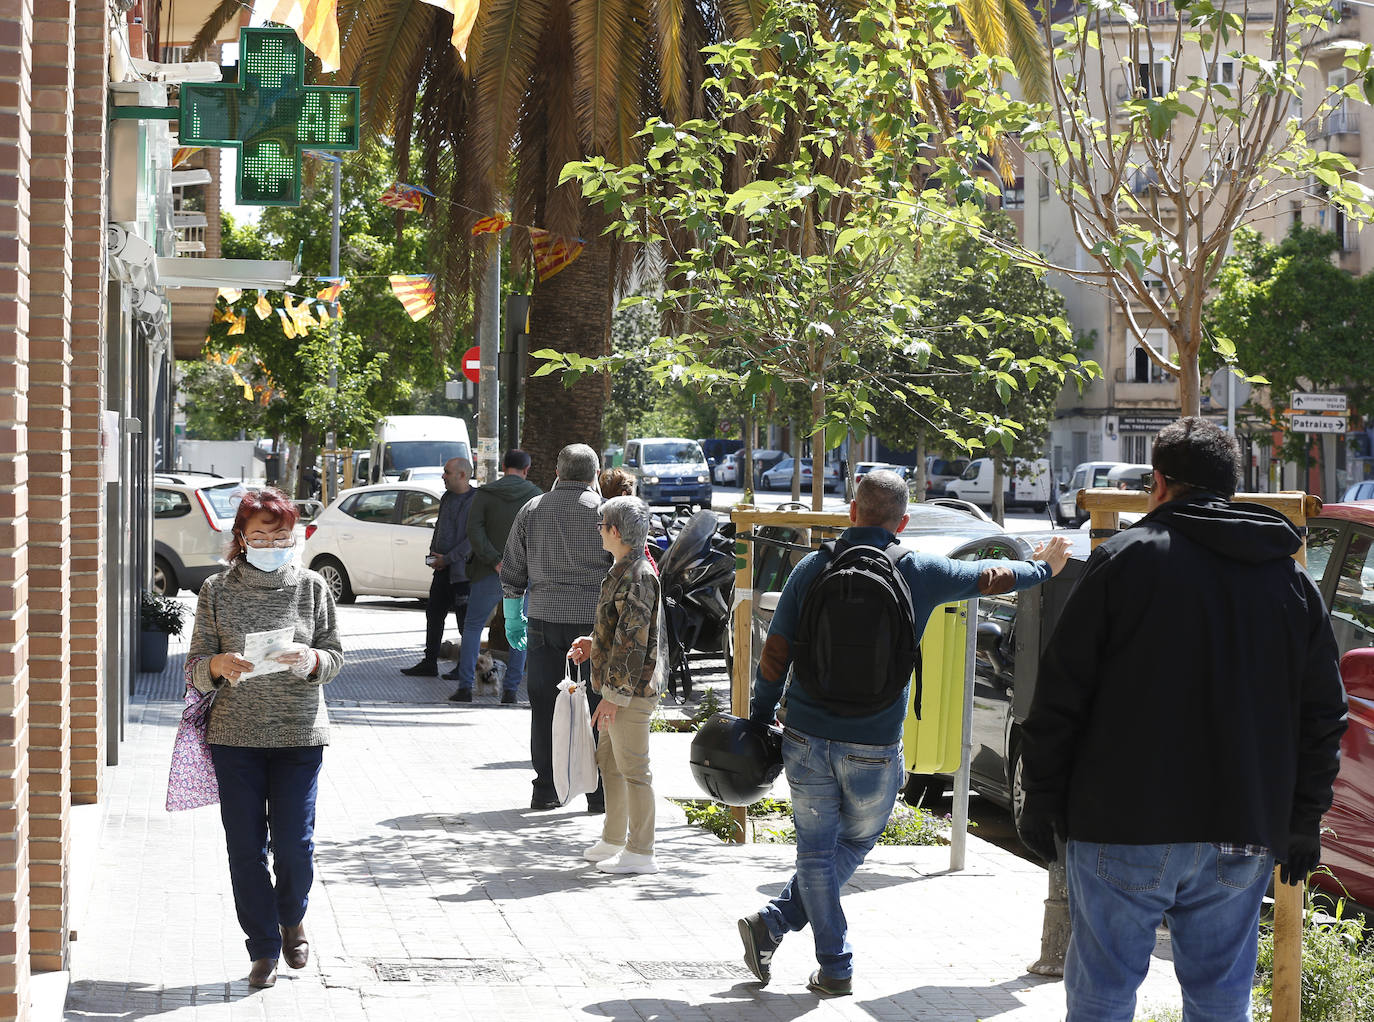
[
  {"x1": 139, "y1": 591, "x2": 186, "y2": 636},
  {"x1": 876, "y1": 803, "x2": 952, "y2": 846},
  {"x1": 675, "y1": 797, "x2": 950, "y2": 846},
  {"x1": 1253, "y1": 895, "x2": 1374, "y2": 1022}
]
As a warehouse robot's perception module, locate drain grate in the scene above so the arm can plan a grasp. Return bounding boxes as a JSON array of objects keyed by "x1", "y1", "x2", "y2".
[
  {"x1": 628, "y1": 961, "x2": 754, "y2": 981},
  {"x1": 373, "y1": 959, "x2": 511, "y2": 983}
]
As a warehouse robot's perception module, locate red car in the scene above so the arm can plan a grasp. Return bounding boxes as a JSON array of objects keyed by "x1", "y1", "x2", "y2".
[{"x1": 1303, "y1": 502, "x2": 1374, "y2": 908}]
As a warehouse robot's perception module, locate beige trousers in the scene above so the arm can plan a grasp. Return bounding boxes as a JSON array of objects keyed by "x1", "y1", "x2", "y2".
[{"x1": 596, "y1": 695, "x2": 656, "y2": 855}]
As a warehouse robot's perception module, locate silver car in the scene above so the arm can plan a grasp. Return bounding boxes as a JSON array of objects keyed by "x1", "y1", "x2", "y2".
[{"x1": 152, "y1": 473, "x2": 246, "y2": 595}]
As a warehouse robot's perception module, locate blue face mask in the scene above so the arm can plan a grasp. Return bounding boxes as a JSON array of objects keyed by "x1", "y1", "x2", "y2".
[{"x1": 244, "y1": 545, "x2": 295, "y2": 572}]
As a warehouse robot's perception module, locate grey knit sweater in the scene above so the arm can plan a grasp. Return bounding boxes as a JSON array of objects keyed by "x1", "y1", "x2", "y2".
[{"x1": 187, "y1": 560, "x2": 343, "y2": 747}]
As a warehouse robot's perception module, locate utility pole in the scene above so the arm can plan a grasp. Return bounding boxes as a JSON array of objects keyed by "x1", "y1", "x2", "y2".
[
  {"x1": 476, "y1": 233, "x2": 502, "y2": 484},
  {"x1": 324, "y1": 158, "x2": 342, "y2": 502}
]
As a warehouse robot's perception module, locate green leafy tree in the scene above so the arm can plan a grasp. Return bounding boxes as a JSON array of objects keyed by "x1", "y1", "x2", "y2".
[
  {"x1": 1206, "y1": 225, "x2": 1370, "y2": 460},
  {"x1": 555, "y1": 0, "x2": 1095, "y2": 509}
]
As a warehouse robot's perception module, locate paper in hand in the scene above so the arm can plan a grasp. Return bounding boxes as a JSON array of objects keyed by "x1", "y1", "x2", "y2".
[{"x1": 239, "y1": 626, "x2": 299, "y2": 679}]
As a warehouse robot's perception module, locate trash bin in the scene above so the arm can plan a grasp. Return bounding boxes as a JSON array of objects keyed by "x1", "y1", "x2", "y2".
[{"x1": 264, "y1": 453, "x2": 281, "y2": 486}]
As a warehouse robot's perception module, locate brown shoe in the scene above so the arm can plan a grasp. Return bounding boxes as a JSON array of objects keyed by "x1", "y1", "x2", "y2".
[
  {"x1": 281, "y1": 923, "x2": 309, "y2": 969},
  {"x1": 248, "y1": 957, "x2": 278, "y2": 988}
]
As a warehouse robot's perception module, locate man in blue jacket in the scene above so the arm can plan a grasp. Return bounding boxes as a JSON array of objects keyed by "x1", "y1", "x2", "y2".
[{"x1": 739, "y1": 469, "x2": 1069, "y2": 996}]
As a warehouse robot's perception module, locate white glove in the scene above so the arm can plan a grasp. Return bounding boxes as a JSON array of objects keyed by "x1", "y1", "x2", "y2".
[{"x1": 274, "y1": 646, "x2": 318, "y2": 679}]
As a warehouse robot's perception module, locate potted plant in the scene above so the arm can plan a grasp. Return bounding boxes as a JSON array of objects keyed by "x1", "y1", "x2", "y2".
[{"x1": 139, "y1": 591, "x2": 186, "y2": 673}]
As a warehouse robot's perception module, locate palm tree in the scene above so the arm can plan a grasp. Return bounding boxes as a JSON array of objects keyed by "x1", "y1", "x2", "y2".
[{"x1": 193, "y1": 0, "x2": 1048, "y2": 486}]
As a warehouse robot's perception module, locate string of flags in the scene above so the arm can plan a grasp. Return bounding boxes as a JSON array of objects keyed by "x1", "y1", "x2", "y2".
[
  {"x1": 388, "y1": 275, "x2": 436, "y2": 321},
  {"x1": 379, "y1": 182, "x2": 435, "y2": 215}
]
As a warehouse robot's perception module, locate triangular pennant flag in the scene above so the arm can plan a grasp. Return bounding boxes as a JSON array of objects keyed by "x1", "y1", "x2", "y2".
[
  {"x1": 472, "y1": 213, "x2": 511, "y2": 237},
  {"x1": 277, "y1": 307, "x2": 298, "y2": 338},
  {"x1": 315, "y1": 303, "x2": 331, "y2": 322},
  {"x1": 227, "y1": 312, "x2": 246, "y2": 336},
  {"x1": 292, "y1": 302, "x2": 318, "y2": 332},
  {"x1": 225, "y1": 348, "x2": 242, "y2": 366},
  {"x1": 378, "y1": 183, "x2": 434, "y2": 215},
  {"x1": 254, "y1": 0, "x2": 341, "y2": 73},
  {"x1": 255, "y1": 294, "x2": 272, "y2": 320},
  {"x1": 317, "y1": 278, "x2": 349, "y2": 303},
  {"x1": 388, "y1": 274, "x2": 436, "y2": 321},
  {"x1": 230, "y1": 369, "x2": 253, "y2": 401},
  {"x1": 417, "y1": 0, "x2": 480, "y2": 60},
  {"x1": 529, "y1": 228, "x2": 585, "y2": 282},
  {"x1": 173, "y1": 147, "x2": 203, "y2": 169},
  {"x1": 217, "y1": 287, "x2": 242, "y2": 305}
]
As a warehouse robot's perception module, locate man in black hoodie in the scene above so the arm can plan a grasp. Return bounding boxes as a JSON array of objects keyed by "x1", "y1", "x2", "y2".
[{"x1": 1020, "y1": 417, "x2": 1347, "y2": 1022}]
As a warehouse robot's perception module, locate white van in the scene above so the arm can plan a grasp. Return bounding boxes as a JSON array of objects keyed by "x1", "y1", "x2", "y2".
[
  {"x1": 944, "y1": 457, "x2": 1052, "y2": 511},
  {"x1": 369, "y1": 415, "x2": 472, "y2": 483},
  {"x1": 624, "y1": 437, "x2": 713, "y2": 508}
]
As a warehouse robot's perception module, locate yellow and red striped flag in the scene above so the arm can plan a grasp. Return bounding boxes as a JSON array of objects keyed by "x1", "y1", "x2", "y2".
[
  {"x1": 254, "y1": 0, "x2": 341, "y2": 73},
  {"x1": 529, "y1": 228, "x2": 584, "y2": 282},
  {"x1": 471, "y1": 213, "x2": 511, "y2": 237},
  {"x1": 230, "y1": 370, "x2": 253, "y2": 401},
  {"x1": 217, "y1": 287, "x2": 242, "y2": 305},
  {"x1": 316, "y1": 278, "x2": 349, "y2": 303},
  {"x1": 227, "y1": 312, "x2": 247, "y2": 336},
  {"x1": 388, "y1": 274, "x2": 436, "y2": 321},
  {"x1": 173, "y1": 147, "x2": 203, "y2": 169},
  {"x1": 254, "y1": 294, "x2": 273, "y2": 320},
  {"x1": 418, "y1": 0, "x2": 481, "y2": 60},
  {"x1": 277, "y1": 308, "x2": 298, "y2": 339},
  {"x1": 378, "y1": 183, "x2": 434, "y2": 214}
]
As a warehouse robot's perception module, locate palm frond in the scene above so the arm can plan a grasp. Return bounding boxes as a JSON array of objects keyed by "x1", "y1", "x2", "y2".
[
  {"x1": 185, "y1": 0, "x2": 243, "y2": 61},
  {"x1": 655, "y1": 0, "x2": 690, "y2": 124},
  {"x1": 998, "y1": 0, "x2": 1050, "y2": 105},
  {"x1": 570, "y1": 0, "x2": 634, "y2": 155},
  {"x1": 956, "y1": 0, "x2": 1008, "y2": 66}
]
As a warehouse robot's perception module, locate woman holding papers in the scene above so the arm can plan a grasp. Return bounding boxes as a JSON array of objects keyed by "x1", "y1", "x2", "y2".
[{"x1": 185, "y1": 486, "x2": 343, "y2": 989}]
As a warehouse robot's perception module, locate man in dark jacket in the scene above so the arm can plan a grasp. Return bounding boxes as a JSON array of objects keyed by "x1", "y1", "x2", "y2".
[
  {"x1": 401, "y1": 457, "x2": 475, "y2": 677},
  {"x1": 448, "y1": 450, "x2": 542, "y2": 702},
  {"x1": 1020, "y1": 417, "x2": 1348, "y2": 1022}
]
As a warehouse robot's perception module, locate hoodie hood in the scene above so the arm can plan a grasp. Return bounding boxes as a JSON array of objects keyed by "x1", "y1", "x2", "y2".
[
  {"x1": 1147, "y1": 494, "x2": 1301, "y2": 564},
  {"x1": 482, "y1": 473, "x2": 542, "y2": 504}
]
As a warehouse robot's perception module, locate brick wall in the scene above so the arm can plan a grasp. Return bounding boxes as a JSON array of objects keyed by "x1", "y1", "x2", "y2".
[
  {"x1": 0, "y1": 0, "x2": 35, "y2": 1011},
  {"x1": 70, "y1": 0, "x2": 108, "y2": 810},
  {"x1": 25, "y1": 0, "x2": 73, "y2": 975}
]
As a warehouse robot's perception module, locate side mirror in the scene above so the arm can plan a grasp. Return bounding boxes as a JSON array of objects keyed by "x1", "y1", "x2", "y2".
[
  {"x1": 758, "y1": 591, "x2": 782, "y2": 613},
  {"x1": 1340, "y1": 646, "x2": 1374, "y2": 701}
]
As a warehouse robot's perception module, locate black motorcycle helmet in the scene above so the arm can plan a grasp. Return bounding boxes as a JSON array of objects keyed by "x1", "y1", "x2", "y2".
[{"x1": 689, "y1": 713, "x2": 784, "y2": 806}]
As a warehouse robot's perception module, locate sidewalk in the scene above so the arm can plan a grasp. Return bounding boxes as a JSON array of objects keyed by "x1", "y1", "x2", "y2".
[{"x1": 61, "y1": 600, "x2": 1185, "y2": 1021}]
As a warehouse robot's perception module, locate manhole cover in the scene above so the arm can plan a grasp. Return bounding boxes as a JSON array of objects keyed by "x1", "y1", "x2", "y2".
[
  {"x1": 372, "y1": 959, "x2": 511, "y2": 983},
  {"x1": 628, "y1": 961, "x2": 754, "y2": 981}
]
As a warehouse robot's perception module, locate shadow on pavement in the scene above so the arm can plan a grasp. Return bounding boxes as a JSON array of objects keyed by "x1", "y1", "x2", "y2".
[
  {"x1": 857, "y1": 976, "x2": 1053, "y2": 1018},
  {"x1": 581, "y1": 986, "x2": 818, "y2": 1022}
]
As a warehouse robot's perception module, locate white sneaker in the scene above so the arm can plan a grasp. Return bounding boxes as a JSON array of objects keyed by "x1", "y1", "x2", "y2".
[
  {"x1": 597, "y1": 851, "x2": 658, "y2": 874},
  {"x1": 582, "y1": 840, "x2": 624, "y2": 863}
]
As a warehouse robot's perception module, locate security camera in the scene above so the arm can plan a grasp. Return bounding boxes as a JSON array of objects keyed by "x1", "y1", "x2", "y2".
[
  {"x1": 106, "y1": 224, "x2": 156, "y2": 268},
  {"x1": 131, "y1": 288, "x2": 163, "y2": 317}
]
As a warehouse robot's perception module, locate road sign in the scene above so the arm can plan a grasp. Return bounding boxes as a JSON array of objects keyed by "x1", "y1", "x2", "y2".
[
  {"x1": 1292, "y1": 392, "x2": 1347, "y2": 413},
  {"x1": 179, "y1": 27, "x2": 360, "y2": 206},
  {"x1": 461, "y1": 346, "x2": 482, "y2": 384},
  {"x1": 1208, "y1": 368, "x2": 1251, "y2": 408},
  {"x1": 1290, "y1": 415, "x2": 1348, "y2": 434}
]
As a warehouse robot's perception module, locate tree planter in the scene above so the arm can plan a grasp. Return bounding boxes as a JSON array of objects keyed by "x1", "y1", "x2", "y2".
[{"x1": 139, "y1": 629, "x2": 170, "y2": 673}]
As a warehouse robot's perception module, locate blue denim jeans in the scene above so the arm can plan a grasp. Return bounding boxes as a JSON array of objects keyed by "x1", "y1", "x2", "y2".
[
  {"x1": 456, "y1": 575, "x2": 525, "y2": 694},
  {"x1": 1065, "y1": 840, "x2": 1273, "y2": 1022},
  {"x1": 759, "y1": 728, "x2": 903, "y2": 979},
  {"x1": 209, "y1": 744, "x2": 324, "y2": 961}
]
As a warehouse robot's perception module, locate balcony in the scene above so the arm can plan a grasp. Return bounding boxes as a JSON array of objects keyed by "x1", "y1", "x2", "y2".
[
  {"x1": 1316, "y1": 2, "x2": 1359, "y2": 42},
  {"x1": 1114, "y1": 380, "x2": 1178, "y2": 404}
]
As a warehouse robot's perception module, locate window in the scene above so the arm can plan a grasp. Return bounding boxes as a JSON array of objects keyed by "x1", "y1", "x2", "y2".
[
  {"x1": 1002, "y1": 177, "x2": 1025, "y2": 210},
  {"x1": 400, "y1": 490, "x2": 440, "y2": 527},
  {"x1": 1038, "y1": 164, "x2": 1050, "y2": 200},
  {"x1": 1146, "y1": 0, "x2": 1172, "y2": 16},
  {"x1": 1138, "y1": 60, "x2": 1171, "y2": 99},
  {"x1": 1306, "y1": 525, "x2": 1343, "y2": 589},
  {"x1": 1211, "y1": 59, "x2": 1236, "y2": 88},
  {"x1": 198, "y1": 482, "x2": 244, "y2": 519},
  {"x1": 154, "y1": 489, "x2": 191, "y2": 518},
  {"x1": 1121, "y1": 434, "x2": 1152, "y2": 464},
  {"x1": 1072, "y1": 431, "x2": 1089, "y2": 469},
  {"x1": 1291, "y1": 201, "x2": 1303, "y2": 229},
  {"x1": 1129, "y1": 329, "x2": 1173, "y2": 384},
  {"x1": 346, "y1": 490, "x2": 399, "y2": 524},
  {"x1": 1328, "y1": 68, "x2": 1351, "y2": 134},
  {"x1": 625, "y1": 443, "x2": 640, "y2": 468},
  {"x1": 642, "y1": 441, "x2": 705, "y2": 464},
  {"x1": 1331, "y1": 529, "x2": 1374, "y2": 654}
]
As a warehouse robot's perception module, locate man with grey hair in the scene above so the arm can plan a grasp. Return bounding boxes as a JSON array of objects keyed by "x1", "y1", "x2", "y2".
[
  {"x1": 740, "y1": 469, "x2": 1070, "y2": 995},
  {"x1": 402, "y1": 457, "x2": 475, "y2": 677},
  {"x1": 502, "y1": 443, "x2": 613, "y2": 810}
]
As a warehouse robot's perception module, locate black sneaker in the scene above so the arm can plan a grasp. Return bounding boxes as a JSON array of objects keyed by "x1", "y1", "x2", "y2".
[
  {"x1": 738, "y1": 913, "x2": 781, "y2": 984},
  {"x1": 500, "y1": 691, "x2": 517, "y2": 705},
  {"x1": 806, "y1": 969, "x2": 852, "y2": 997},
  {"x1": 529, "y1": 797, "x2": 561, "y2": 811},
  {"x1": 400, "y1": 660, "x2": 439, "y2": 677},
  {"x1": 441, "y1": 667, "x2": 462, "y2": 681},
  {"x1": 448, "y1": 689, "x2": 473, "y2": 703}
]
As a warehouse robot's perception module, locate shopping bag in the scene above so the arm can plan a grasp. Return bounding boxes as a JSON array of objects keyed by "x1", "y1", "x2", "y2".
[
  {"x1": 552, "y1": 661, "x2": 598, "y2": 804},
  {"x1": 166, "y1": 684, "x2": 220, "y2": 811}
]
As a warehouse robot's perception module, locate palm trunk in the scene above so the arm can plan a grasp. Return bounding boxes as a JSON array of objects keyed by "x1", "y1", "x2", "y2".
[{"x1": 522, "y1": 236, "x2": 614, "y2": 489}]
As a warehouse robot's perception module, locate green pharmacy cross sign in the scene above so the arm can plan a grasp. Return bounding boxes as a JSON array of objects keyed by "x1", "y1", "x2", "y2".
[{"x1": 179, "y1": 27, "x2": 360, "y2": 206}]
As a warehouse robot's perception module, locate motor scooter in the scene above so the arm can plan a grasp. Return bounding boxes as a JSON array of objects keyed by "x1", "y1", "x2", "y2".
[{"x1": 656, "y1": 511, "x2": 736, "y2": 701}]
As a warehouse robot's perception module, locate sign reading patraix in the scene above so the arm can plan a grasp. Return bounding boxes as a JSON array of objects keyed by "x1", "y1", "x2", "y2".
[
  {"x1": 1292, "y1": 392, "x2": 1347, "y2": 412},
  {"x1": 1290, "y1": 415, "x2": 1348, "y2": 434}
]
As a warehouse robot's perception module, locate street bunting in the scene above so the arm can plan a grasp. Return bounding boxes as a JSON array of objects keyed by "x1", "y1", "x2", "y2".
[
  {"x1": 1291, "y1": 392, "x2": 1347, "y2": 413},
  {"x1": 179, "y1": 27, "x2": 360, "y2": 206},
  {"x1": 1290, "y1": 415, "x2": 1348, "y2": 434}
]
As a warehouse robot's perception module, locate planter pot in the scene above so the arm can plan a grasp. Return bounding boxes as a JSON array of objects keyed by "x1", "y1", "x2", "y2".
[{"x1": 139, "y1": 630, "x2": 170, "y2": 673}]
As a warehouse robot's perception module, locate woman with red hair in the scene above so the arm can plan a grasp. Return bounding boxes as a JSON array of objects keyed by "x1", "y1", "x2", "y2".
[{"x1": 185, "y1": 486, "x2": 343, "y2": 989}]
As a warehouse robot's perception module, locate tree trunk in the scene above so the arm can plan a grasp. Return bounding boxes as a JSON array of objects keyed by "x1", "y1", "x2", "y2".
[
  {"x1": 992, "y1": 455, "x2": 1006, "y2": 525},
  {"x1": 522, "y1": 235, "x2": 614, "y2": 490},
  {"x1": 811, "y1": 386, "x2": 825, "y2": 512},
  {"x1": 1177, "y1": 328, "x2": 1202, "y2": 416},
  {"x1": 790, "y1": 416, "x2": 803, "y2": 503},
  {"x1": 914, "y1": 433, "x2": 927, "y2": 502},
  {"x1": 742, "y1": 411, "x2": 755, "y2": 503}
]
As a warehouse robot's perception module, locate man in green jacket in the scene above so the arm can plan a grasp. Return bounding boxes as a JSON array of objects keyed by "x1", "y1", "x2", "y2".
[{"x1": 448, "y1": 450, "x2": 543, "y2": 702}]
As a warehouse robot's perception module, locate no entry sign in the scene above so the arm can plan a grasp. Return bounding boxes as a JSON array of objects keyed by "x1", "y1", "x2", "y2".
[{"x1": 461, "y1": 346, "x2": 482, "y2": 384}]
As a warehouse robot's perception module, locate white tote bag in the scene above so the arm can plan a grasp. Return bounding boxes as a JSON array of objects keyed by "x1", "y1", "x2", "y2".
[{"x1": 552, "y1": 662, "x2": 599, "y2": 804}]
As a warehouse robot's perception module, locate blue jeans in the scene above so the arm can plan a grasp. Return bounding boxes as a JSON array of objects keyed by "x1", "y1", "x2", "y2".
[
  {"x1": 1065, "y1": 840, "x2": 1273, "y2": 1022},
  {"x1": 759, "y1": 729, "x2": 903, "y2": 979},
  {"x1": 455, "y1": 575, "x2": 524, "y2": 694},
  {"x1": 210, "y1": 744, "x2": 324, "y2": 961}
]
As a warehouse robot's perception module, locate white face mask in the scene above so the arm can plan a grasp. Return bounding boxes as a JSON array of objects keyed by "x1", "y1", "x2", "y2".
[{"x1": 244, "y1": 545, "x2": 295, "y2": 572}]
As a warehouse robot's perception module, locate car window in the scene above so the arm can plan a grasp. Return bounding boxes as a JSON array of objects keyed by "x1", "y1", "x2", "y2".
[
  {"x1": 1089, "y1": 466, "x2": 1116, "y2": 487},
  {"x1": 154, "y1": 488, "x2": 191, "y2": 519},
  {"x1": 643, "y1": 442, "x2": 703, "y2": 464},
  {"x1": 1331, "y1": 529, "x2": 1374, "y2": 655},
  {"x1": 1069, "y1": 468, "x2": 1086, "y2": 490},
  {"x1": 400, "y1": 490, "x2": 439, "y2": 526},
  {"x1": 961, "y1": 462, "x2": 981, "y2": 481},
  {"x1": 346, "y1": 490, "x2": 399, "y2": 524},
  {"x1": 1305, "y1": 525, "x2": 1342, "y2": 589},
  {"x1": 199, "y1": 481, "x2": 244, "y2": 519}
]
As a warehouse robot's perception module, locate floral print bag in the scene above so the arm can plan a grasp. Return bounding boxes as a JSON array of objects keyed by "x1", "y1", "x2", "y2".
[{"x1": 166, "y1": 656, "x2": 219, "y2": 811}]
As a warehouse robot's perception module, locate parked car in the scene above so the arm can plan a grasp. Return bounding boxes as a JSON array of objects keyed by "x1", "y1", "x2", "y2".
[
  {"x1": 302, "y1": 481, "x2": 444, "y2": 603},
  {"x1": 944, "y1": 457, "x2": 1052, "y2": 511},
  {"x1": 759, "y1": 457, "x2": 842, "y2": 493},
  {"x1": 152, "y1": 472, "x2": 246, "y2": 596},
  {"x1": 1105, "y1": 463, "x2": 1154, "y2": 491},
  {"x1": 1053, "y1": 461, "x2": 1127, "y2": 526},
  {"x1": 855, "y1": 462, "x2": 911, "y2": 482},
  {"x1": 397, "y1": 466, "x2": 445, "y2": 482},
  {"x1": 923, "y1": 456, "x2": 970, "y2": 496},
  {"x1": 1295, "y1": 502, "x2": 1374, "y2": 908},
  {"x1": 1342, "y1": 480, "x2": 1374, "y2": 502},
  {"x1": 624, "y1": 437, "x2": 713, "y2": 509}
]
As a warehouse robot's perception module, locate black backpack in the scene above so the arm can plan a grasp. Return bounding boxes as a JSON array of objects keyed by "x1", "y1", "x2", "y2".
[{"x1": 791, "y1": 538, "x2": 921, "y2": 718}]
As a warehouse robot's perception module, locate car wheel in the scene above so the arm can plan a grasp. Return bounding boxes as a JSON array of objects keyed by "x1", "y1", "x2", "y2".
[
  {"x1": 1010, "y1": 742, "x2": 1034, "y2": 855},
  {"x1": 901, "y1": 772, "x2": 945, "y2": 809},
  {"x1": 312, "y1": 556, "x2": 355, "y2": 604},
  {"x1": 152, "y1": 555, "x2": 177, "y2": 597}
]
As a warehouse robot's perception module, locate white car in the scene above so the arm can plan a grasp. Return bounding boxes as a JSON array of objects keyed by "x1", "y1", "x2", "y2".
[
  {"x1": 759, "y1": 458, "x2": 842, "y2": 493},
  {"x1": 303, "y1": 482, "x2": 445, "y2": 603},
  {"x1": 153, "y1": 473, "x2": 247, "y2": 595},
  {"x1": 397, "y1": 466, "x2": 445, "y2": 482}
]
